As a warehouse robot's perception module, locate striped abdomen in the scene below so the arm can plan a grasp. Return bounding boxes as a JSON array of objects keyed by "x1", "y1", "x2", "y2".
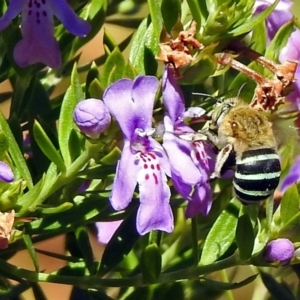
[{"x1": 233, "y1": 148, "x2": 281, "y2": 204}]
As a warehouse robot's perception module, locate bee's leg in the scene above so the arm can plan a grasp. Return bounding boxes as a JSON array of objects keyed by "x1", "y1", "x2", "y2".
[
  {"x1": 204, "y1": 129, "x2": 220, "y2": 147},
  {"x1": 211, "y1": 144, "x2": 234, "y2": 179}
]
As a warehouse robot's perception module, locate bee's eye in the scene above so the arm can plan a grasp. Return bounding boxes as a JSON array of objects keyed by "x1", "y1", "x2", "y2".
[{"x1": 231, "y1": 121, "x2": 238, "y2": 128}]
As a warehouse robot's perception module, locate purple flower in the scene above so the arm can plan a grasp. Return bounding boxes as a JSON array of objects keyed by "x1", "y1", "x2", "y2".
[
  {"x1": 264, "y1": 238, "x2": 294, "y2": 265},
  {"x1": 0, "y1": 162, "x2": 14, "y2": 183},
  {"x1": 103, "y1": 76, "x2": 174, "y2": 235},
  {"x1": 253, "y1": 0, "x2": 293, "y2": 41},
  {"x1": 73, "y1": 99, "x2": 111, "y2": 139},
  {"x1": 96, "y1": 220, "x2": 122, "y2": 244},
  {"x1": 280, "y1": 156, "x2": 300, "y2": 193},
  {"x1": 162, "y1": 67, "x2": 215, "y2": 217},
  {"x1": 279, "y1": 30, "x2": 300, "y2": 110},
  {"x1": 0, "y1": 0, "x2": 91, "y2": 68}
]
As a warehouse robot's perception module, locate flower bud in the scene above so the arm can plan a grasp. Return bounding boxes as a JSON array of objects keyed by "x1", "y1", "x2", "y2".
[
  {"x1": 0, "y1": 162, "x2": 14, "y2": 183},
  {"x1": 264, "y1": 238, "x2": 294, "y2": 265},
  {"x1": 73, "y1": 99, "x2": 111, "y2": 139}
]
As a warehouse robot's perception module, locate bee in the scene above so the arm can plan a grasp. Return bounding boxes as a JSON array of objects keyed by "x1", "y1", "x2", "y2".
[
  {"x1": 181, "y1": 97, "x2": 281, "y2": 204},
  {"x1": 207, "y1": 98, "x2": 281, "y2": 204}
]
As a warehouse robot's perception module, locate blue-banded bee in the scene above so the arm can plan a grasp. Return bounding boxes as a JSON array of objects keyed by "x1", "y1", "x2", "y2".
[
  {"x1": 212, "y1": 99, "x2": 281, "y2": 204},
  {"x1": 184, "y1": 98, "x2": 281, "y2": 204}
]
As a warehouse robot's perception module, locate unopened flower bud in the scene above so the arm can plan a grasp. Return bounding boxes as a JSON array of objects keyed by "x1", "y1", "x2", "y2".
[
  {"x1": 73, "y1": 99, "x2": 111, "y2": 139},
  {"x1": 264, "y1": 238, "x2": 294, "y2": 265},
  {"x1": 0, "y1": 162, "x2": 14, "y2": 183}
]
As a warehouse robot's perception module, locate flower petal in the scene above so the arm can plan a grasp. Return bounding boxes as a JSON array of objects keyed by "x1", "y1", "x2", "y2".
[
  {"x1": 185, "y1": 182, "x2": 213, "y2": 217},
  {"x1": 163, "y1": 131, "x2": 202, "y2": 184},
  {"x1": 0, "y1": 0, "x2": 23, "y2": 31},
  {"x1": 103, "y1": 79, "x2": 136, "y2": 140},
  {"x1": 131, "y1": 75, "x2": 159, "y2": 129},
  {"x1": 264, "y1": 238, "x2": 294, "y2": 265},
  {"x1": 136, "y1": 153, "x2": 173, "y2": 235},
  {"x1": 162, "y1": 67, "x2": 185, "y2": 123},
  {"x1": 73, "y1": 98, "x2": 111, "y2": 138},
  {"x1": 0, "y1": 162, "x2": 14, "y2": 183},
  {"x1": 280, "y1": 156, "x2": 300, "y2": 193},
  {"x1": 110, "y1": 142, "x2": 140, "y2": 210},
  {"x1": 96, "y1": 220, "x2": 122, "y2": 244},
  {"x1": 13, "y1": 34, "x2": 61, "y2": 68},
  {"x1": 49, "y1": 0, "x2": 91, "y2": 37},
  {"x1": 14, "y1": 4, "x2": 61, "y2": 68}
]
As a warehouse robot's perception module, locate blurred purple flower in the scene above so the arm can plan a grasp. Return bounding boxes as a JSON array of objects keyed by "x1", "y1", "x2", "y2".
[
  {"x1": 264, "y1": 238, "x2": 294, "y2": 265},
  {"x1": 96, "y1": 220, "x2": 122, "y2": 244},
  {"x1": 73, "y1": 99, "x2": 111, "y2": 139},
  {"x1": 0, "y1": 0, "x2": 91, "y2": 68},
  {"x1": 253, "y1": 0, "x2": 293, "y2": 41},
  {"x1": 279, "y1": 30, "x2": 300, "y2": 110},
  {"x1": 280, "y1": 156, "x2": 300, "y2": 193},
  {"x1": 162, "y1": 67, "x2": 215, "y2": 217},
  {"x1": 103, "y1": 76, "x2": 174, "y2": 235},
  {"x1": 0, "y1": 162, "x2": 14, "y2": 183}
]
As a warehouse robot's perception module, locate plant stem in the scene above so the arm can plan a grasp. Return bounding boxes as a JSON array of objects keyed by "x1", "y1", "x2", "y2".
[
  {"x1": 17, "y1": 148, "x2": 92, "y2": 216},
  {"x1": 0, "y1": 254, "x2": 240, "y2": 289}
]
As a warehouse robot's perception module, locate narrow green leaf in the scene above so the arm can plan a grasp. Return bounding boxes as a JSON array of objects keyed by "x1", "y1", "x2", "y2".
[
  {"x1": 260, "y1": 271, "x2": 295, "y2": 300},
  {"x1": 250, "y1": 21, "x2": 267, "y2": 54},
  {"x1": 102, "y1": 48, "x2": 126, "y2": 87},
  {"x1": 229, "y1": 0, "x2": 279, "y2": 36},
  {"x1": 236, "y1": 214, "x2": 255, "y2": 261},
  {"x1": 201, "y1": 274, "x2": 258, "y2": 290},
  {"x1": 280, "y1": 184, "x2": 300, "y2": 225},
  {"x1": 41, "y1": 202, "x2": 73, "y2": 215},
  {"x1": 74, "y1": 226, "x2": 95, "y2": 275},
  {"x1": 31, "y1": 283, "x2": 47, "y2": 300},
  {"x1": 186, "y1": 0, "x2": 202, "y2": 27},
  {"x1": 23, "y1": 234, "x2": 39, "y2": 272},
  {"x1": 129, "y1": 18, "x2": 158, "y2": 75},
  {"x1": 58, "y1": 64, "x2": 84, "y2": 166},
  {"x1": 200, "y1": 202, "x2": 239, "y2": 265},
  {"x1": 148, "y1": 0, "x2": 163, "y2": 44},
  {"x1": 33, "y1": 120, "x2": 66, "y2": 173},
  {"x1": 16, "y1": 176, "x2": 45, "y2": 216},
  {"x1": 0, "y1": 111, "x2": 32, "y2": 187},
  {"x1": 161, "y1": 0, "x2": 181, "y2": 33},
  {"x1": 265, "y1": 20, "x2": 295, "y2": 61},
  {"x1": 141, "y1": 243, "x2": 162, "y2": 283}
]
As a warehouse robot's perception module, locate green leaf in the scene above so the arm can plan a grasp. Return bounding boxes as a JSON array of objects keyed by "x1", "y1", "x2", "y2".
[
  {"x1": 23, "y1": 234, "x2": 39, "y2": 272},
  {"x1": 148, "y1": 0, "x2": 163, "y2": 44},
  {"x1": 280, "y1": 184, "x2": 300, "y2": 226},
  {"x1": 41, "y1": 202, "x2": 73, "y2": 215},
  {"x1": 16, "y1": 176, "x2": 45, "y2": 216},
  {"x1": 141, "y1": 243, "x2": 162, "y2": 283},
  {"x1": 58, "y1": 64, "x2": 84, "y2": 166},
  {"x1": 200, "y1": 202, "x2": 239, "y2": 265},
  {"x1": 0, "y1": 111, "x2": 32, "y2": 187},
  {"x1": 102, "y1": 47, "x2": 126, "y2": 88},
  {"x1": 33, "y1": 120, "x2": 66, "y2": 173},
  {"x1": 260, "y1": 271, "x2": 295, "y2": 300},
  {"x1": 31, "y1": 283, "x2": 47, "y2": 300},
  {"x1": 265, "y1": 20, "x2": 295, "y2": 62},
  {"x1": 235, "y1": 214, "x2": 255, "y2": 261},
  {"x1": 201, "y1": 273, "x2": 258, "y2": 290},
  {"x1": 228, "y1": 0, "x2": 279, "y2": 37},
  {"x1": 74, "y1": 226, "x2": 95, "y2": 275},
  {"x1": 129, "y1": 18, "x2": 158, "y2": 75},
  {"x1": 99, "y1": 208, "x2": 140, "y2": 275},
  {"x1": 250, "y1": 21, "x2": 267, "y2": 55},
  {"x1": 161, "y1": 0, "x2": 181, "y2": 32}
]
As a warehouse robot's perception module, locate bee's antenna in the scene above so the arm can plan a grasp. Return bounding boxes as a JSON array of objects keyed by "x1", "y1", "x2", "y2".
[{"x1": 237, "y1": 82, "x2": 247, "y2": 98}]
